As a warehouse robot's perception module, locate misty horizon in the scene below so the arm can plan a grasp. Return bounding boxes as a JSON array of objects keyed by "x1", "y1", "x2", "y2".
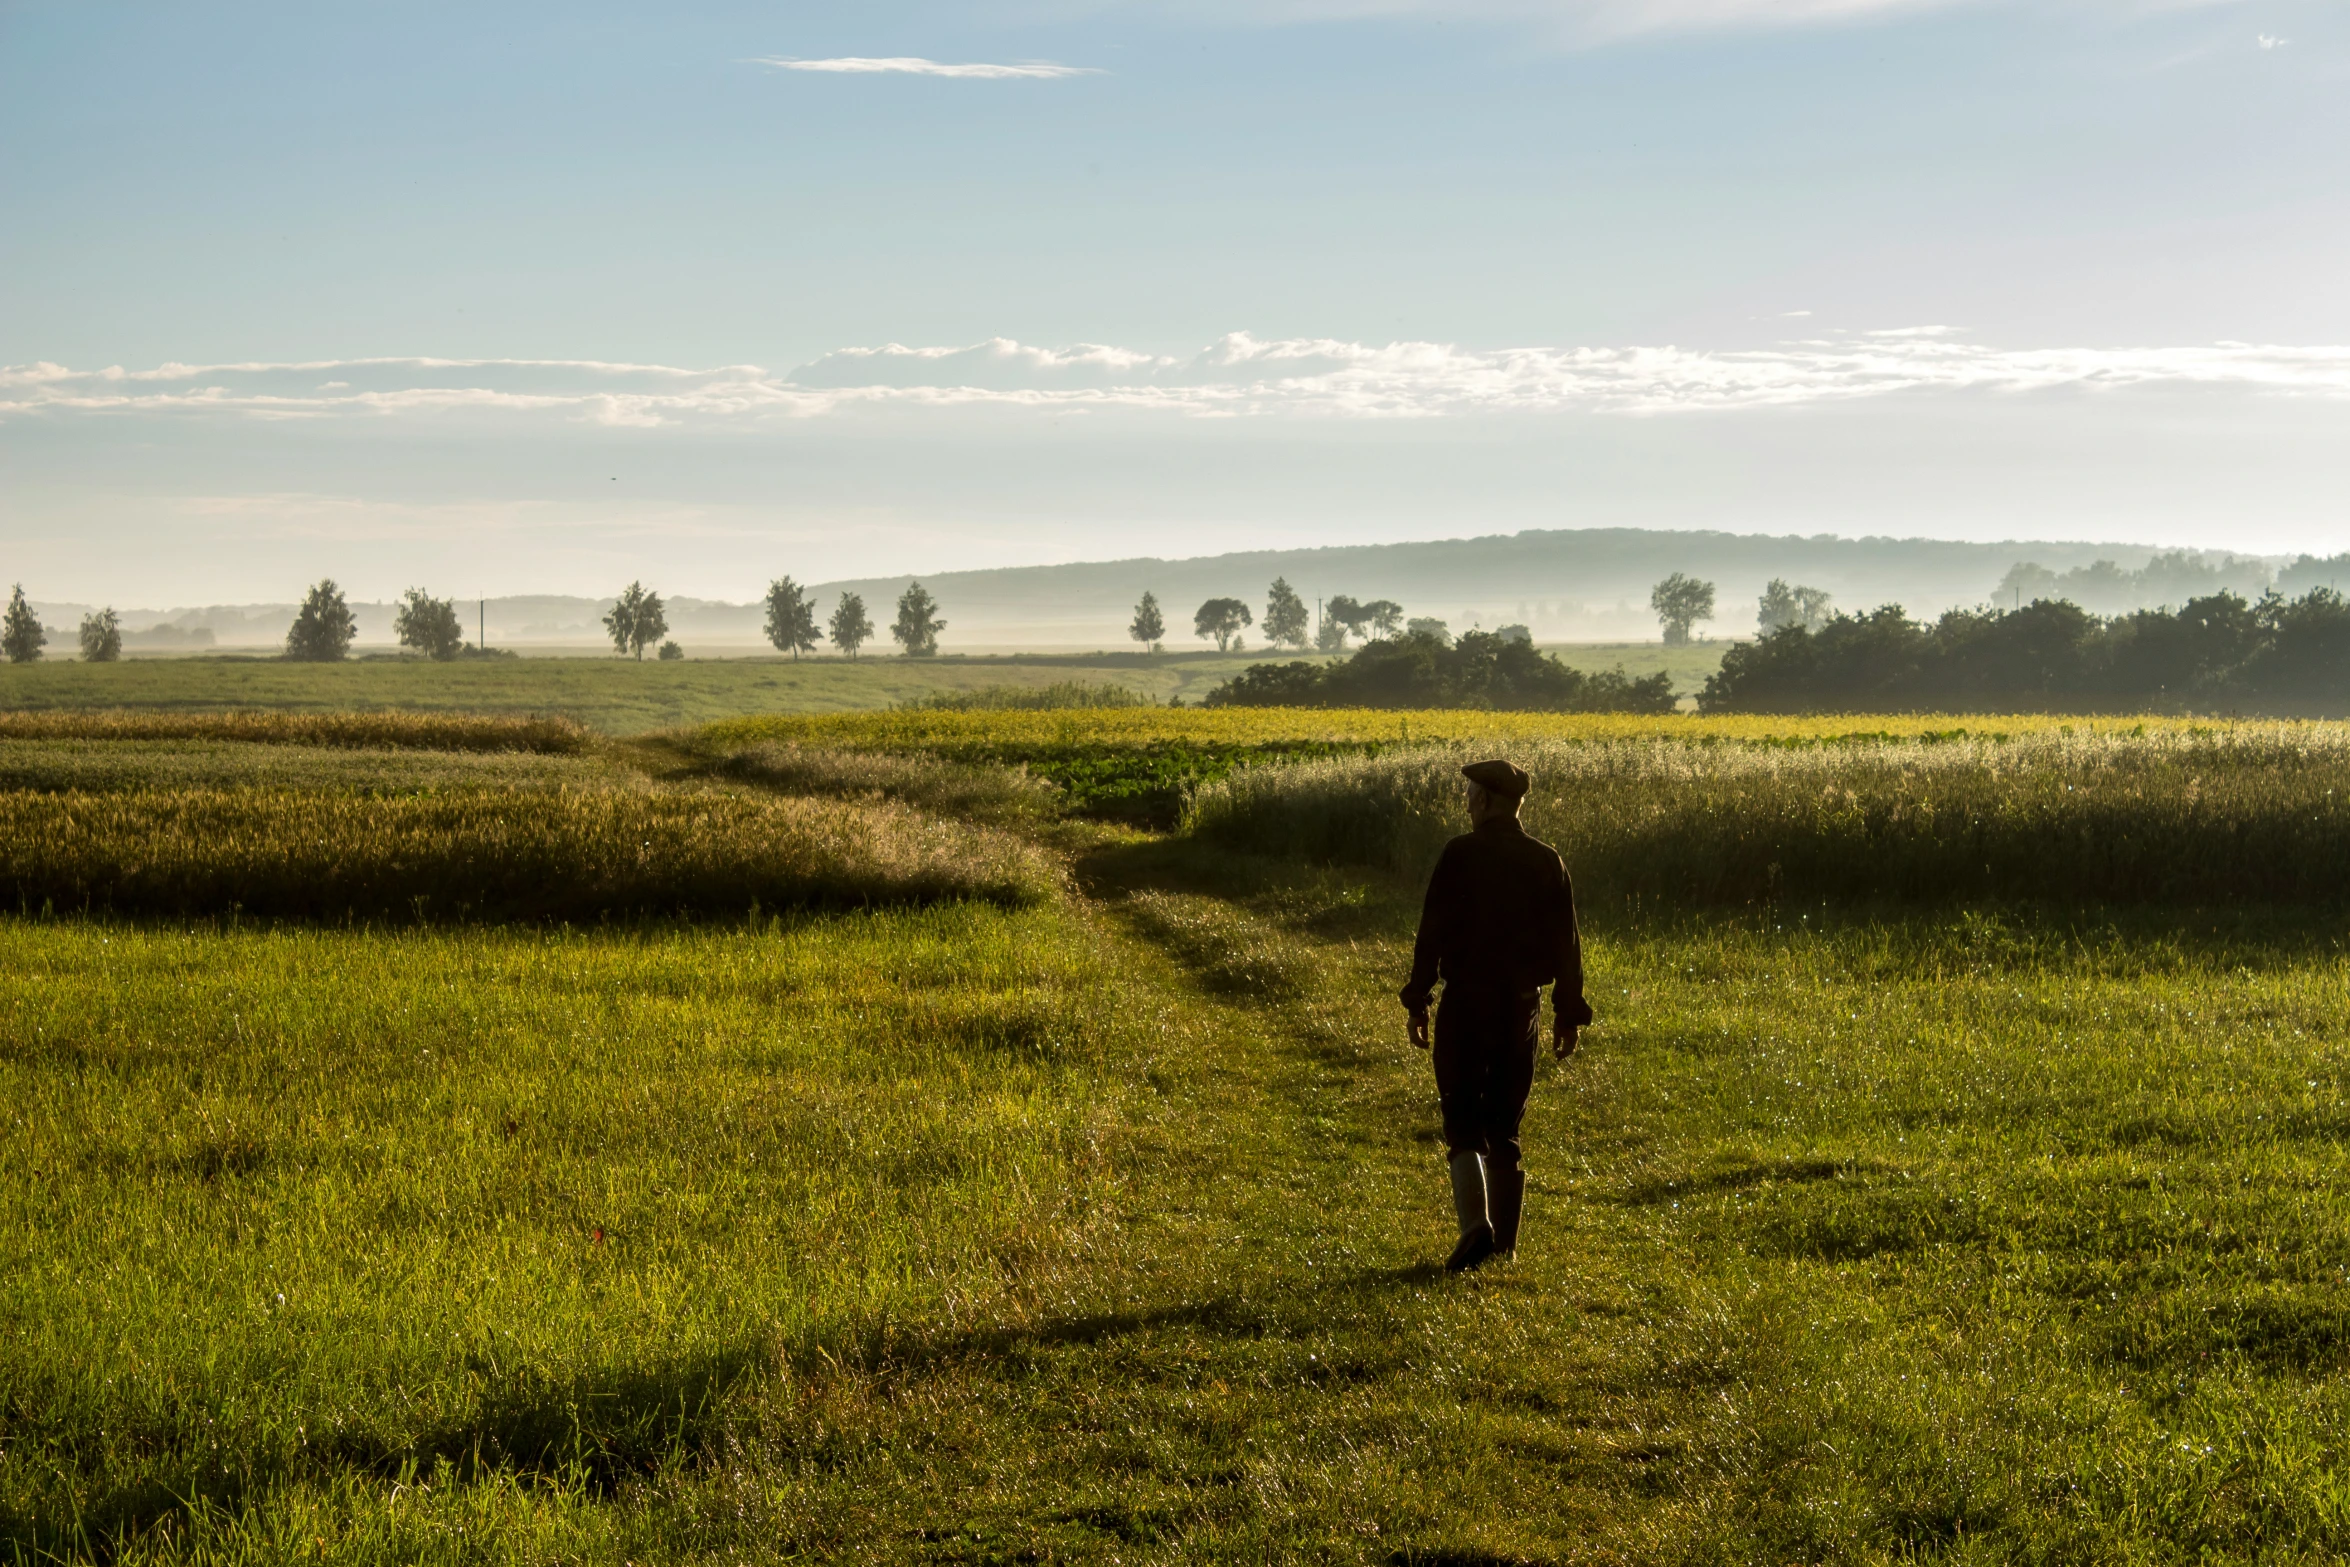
[{"x1": 9, "y1": 526, "x2": 2331, "y2": 654}]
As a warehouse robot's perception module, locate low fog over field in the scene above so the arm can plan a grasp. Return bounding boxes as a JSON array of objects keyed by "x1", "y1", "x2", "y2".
[{"x1": 24, "y1": 528, "x2": 2330, "y2": 654}]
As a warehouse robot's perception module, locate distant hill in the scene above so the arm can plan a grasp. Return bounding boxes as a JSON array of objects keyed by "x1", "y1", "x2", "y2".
[
  {"x1": 804, "y1": 529, "x2": 2285, "y2": 648},
  {"x1": 30, "y1": 528, "x2": 2318, "y2": 653}
]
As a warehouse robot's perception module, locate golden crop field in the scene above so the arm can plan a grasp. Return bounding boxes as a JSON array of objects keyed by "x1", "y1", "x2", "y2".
[{"x1": 700, "y1": 704, "x2": 2235, "y2": 751}]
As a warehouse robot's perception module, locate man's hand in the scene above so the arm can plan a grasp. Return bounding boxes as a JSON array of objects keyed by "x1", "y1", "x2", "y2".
[
  {"x1": 1553, "y1": 1024, "x2": 1580, "y2": 1062},
  {"x1": 1408, "y1": 1009, "x2": 1431, "y2": 1050}
]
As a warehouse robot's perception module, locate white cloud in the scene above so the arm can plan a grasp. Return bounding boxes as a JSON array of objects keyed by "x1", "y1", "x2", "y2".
[
  {"x1": 2258, "y1": 32, "x2": 2289, "y2": 48},
  {"x1": 749, "y1": 56, "x2": 1101, "y2": 79},
  {"x1": 9, "y1": 332, "x2": 2350, "y2": 428},
  {"x1": 790, "y1": 337, "x2": 1177, "y2": 390}
]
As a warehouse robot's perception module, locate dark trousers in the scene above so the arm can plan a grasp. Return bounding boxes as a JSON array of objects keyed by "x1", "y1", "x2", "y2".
[{"x1": 1432, "y1": 987, "x2": 1539, "y2": 1170}]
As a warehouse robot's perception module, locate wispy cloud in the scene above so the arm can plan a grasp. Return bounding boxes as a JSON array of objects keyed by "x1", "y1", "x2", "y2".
[
  {"x1": 749, "y1": 56, "x2": 1101, "y2": 79},
  {"x1": 10, "y1": 333, "x2": 2350, "y2": 427},
  {"x1": 2258, "y1": 32, "x2": 2289, "y2": 48}
]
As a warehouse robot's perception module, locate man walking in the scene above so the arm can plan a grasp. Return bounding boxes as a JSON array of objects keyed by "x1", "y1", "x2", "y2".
[{"x1": 1400, "y1": 759, "x2": 1592, "y2": 1272}]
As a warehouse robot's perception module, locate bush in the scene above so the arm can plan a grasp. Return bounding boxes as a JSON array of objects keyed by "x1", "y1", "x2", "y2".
[
  {"x1": 1205, "y1": 630, "x2": 1676, "y2": 713},
  {"x1": 0, "y1": 787, "x2": 1053, "y2": 921},
  {"x1": 1185, "y1": 728, "x2": 2350, "y2": 907}
]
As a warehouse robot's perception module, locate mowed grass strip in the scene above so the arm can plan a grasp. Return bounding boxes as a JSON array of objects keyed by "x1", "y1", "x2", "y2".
[
  {"x1": 0, "y1": 709, "x2": 594, "y2": 753},
  {"x1": 0, "y1": 787, "x2": 1053, "y2": 920},
  {"x1": 0, "y1": 905, "x2": 1149, "y2": 1558},
  {"x1": 1188, "y1": 728, "x2": 2350, "y2": 905}
]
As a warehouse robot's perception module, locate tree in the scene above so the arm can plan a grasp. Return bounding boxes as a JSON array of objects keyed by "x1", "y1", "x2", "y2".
[
  {"x1": 393, "y1": 588, "x2": 466, "y2": 660},
  {"x1": 285, "y1": 579, "x2": 356, "y2": 662},
  {"x1": 602, "y1": 581, "x2": 668, "y2": 660},
  {"x1": 1406, "y1": 616, "x2": 1451, "y2": 646},
  {"x1": 763, "y1": 577, "x2": 820, "y2": 659},
  {"x1": 1757, "y1": 579, "x2": 1834, "y2": 635},
  {"x1": 1497, "y1": 623, "x2": 1533, "y2": 644},
  {"x1": 1994, "y1": 561, "x2": 2060, "y2": 611},
  {"x1": 2, "y1": 587, "x2": 45, "y2": 663},
  {"x1": 78, "y1": 607, "x2": 122, "y2": 663},
  {"x1": 1321, "y1": 593, "x2": 1363, "y2": 651},
  {"x1": 1650, "y1": 573, "x2": 1716, "y2": 646},
  {"x1": 1362, "y1": 599, "x2": 1405, "y2": 639},
  {"x1": 1129, "y1": 591, "x2": 1166, "y2": 653},
  {"x1": 830, "y1": 592, "x2": 874, "y2": 659},
  {"x1": 1193, "y1": 597, "x2": 1252, "y2": 652},
  {"x1": 891, "y1": 582, "x2": 945, "y2": 657},
  {"x1": 1262, "y1": 578, "x2": 1310, "y2": 650},
  {"x1": 657, "y1": 639, "x2": 685, "y2": 661}
]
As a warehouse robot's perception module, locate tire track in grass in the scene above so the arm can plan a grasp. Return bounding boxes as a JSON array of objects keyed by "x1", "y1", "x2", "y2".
[
  {"x1": 629, "y1": 835, "x2": 1749, "y2": 1561},
  {"x1": 1016, "y1": 838, "x2": 1725, "y2": 1562}
]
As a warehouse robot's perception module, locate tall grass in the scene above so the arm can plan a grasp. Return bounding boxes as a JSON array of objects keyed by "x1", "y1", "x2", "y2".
[
  {"x1": 0, "y1": 738, "x2": 624, "y2": 795},
  {"x1": 710, "y1": 741, "x2": 1062, "y2": 824},
  {"x1": 897, "y1": 679, "x2": 1151, "y2": 712},
  {"x1": 0, "y1": 786, "x2": 1054, "y2": 920},
  {"x1": 0, "y1": 710, "x2": 592, "y2": 753},
  {"x1": 1186, "y1": 727, "x2": 2350, "y2": 905},
  {"x1": 699, "y1": 706, "x2": 2228, "y2": 752}
]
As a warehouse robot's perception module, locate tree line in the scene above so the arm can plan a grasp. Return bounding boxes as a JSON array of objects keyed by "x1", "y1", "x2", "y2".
[
  {"x1": 1136, "y1": 574, "x2": 1740, "y2": 655},
  {"x1": 1702, "y1": 589, "x2": 2350, "y2": 715},
  {"x1": 0, "y1": 578, "x2": 957, "y2": 664},
  {"x1": 1128, "y1": 579, "x2": 1471, "y2": 656}
]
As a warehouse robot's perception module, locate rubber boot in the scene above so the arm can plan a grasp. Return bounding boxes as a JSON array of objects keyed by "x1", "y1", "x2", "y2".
[
  {"x1": 1489, "y1": 1164, "x2": 1526, "y2": 1260},
  {"x1": 1445, "y1": 1151, "x2": 1495, "y2": 1272}
]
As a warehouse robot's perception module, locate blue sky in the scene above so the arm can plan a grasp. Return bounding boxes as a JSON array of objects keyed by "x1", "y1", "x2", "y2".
[{"x1": 2, "y1": 0, "x2": 2344, "y2": 604}]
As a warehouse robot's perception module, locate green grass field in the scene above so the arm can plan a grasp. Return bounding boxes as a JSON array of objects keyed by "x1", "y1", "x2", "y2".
[
  {"x1": 0, "y1": 641, "x2": 1727, "y2": 732},
  {"x1": 0, "y1": 653, "x2": 1259, "y2": 732},
  {"x1": 5, "y1": 707, "x2": 2347, "y2": 1561}
]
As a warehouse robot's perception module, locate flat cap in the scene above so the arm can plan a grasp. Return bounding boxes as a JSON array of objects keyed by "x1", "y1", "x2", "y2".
[{"x1": 1461, "y1": 758, "x2": 1530, "y2": 798}]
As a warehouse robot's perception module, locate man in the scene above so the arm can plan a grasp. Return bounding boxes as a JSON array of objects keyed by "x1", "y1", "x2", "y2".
[{"x1": 1400, "y1": 758, "x2": 1592, "y2": 1272}]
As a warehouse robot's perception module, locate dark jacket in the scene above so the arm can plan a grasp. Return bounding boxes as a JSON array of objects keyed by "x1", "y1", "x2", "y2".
[{"x1": 1399, "y1": 816, "x2": 1593, "y2": 1025}]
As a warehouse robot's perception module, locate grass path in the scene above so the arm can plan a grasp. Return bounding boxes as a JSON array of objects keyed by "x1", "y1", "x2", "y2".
[
  {"x1": 636, "y1": 838, "x2": 1706, "y2": 1562},
  {"x1": 647, "y1": 835, "x2": 2350, "y2": 1562}
]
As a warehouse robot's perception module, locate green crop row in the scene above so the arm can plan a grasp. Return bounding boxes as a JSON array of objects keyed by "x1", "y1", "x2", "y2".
[
  {"x1": 0, "y1": 710, "x2": 593, "y2": 753},
  {"x1": 694, "y1": 720, "x2": 1389, "y2": 826},
  {"x1": 0, "y1": 787, "x2": 1053, "y2": 922},
  {"x1": 1185, "y1": 728, "x2": 2350, "y2": 906}
]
